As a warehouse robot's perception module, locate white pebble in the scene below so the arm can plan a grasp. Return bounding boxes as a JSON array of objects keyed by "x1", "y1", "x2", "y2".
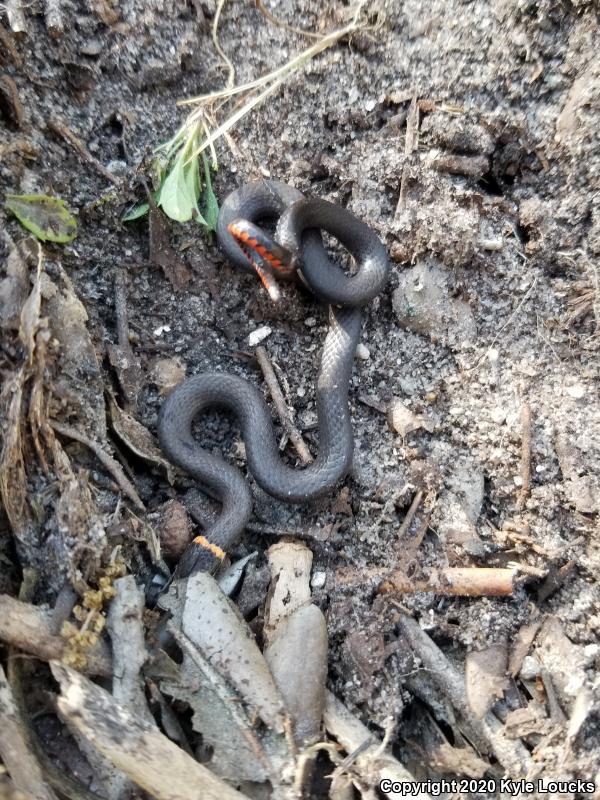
[
  {"x1": 356, "y1": 343, "x2": 370, "y2": 360},
  {"x1": 248, "y1": 326, "x2": 272, "y2": 347},
  {"x1": 520, "y1": 655, "x2": 541, "y2": 680},
  {"x1": 304, "y1": 317, "x2": 317, "y2": 327},
  {"x1": 311, "y1": 571, "x2": 326, "y2": 589},
  {"x1": 566, "y1": 384, "x2": 585, "y2": 399},
  {"x1": 153, "y1": 325, "x2": 171, "y2": 336},
  {"x1": 490, "y1": 406, "x2": 507, "y2": 424}
]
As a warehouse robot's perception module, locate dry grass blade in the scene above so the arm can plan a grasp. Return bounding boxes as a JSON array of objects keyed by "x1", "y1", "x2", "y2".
[
  {"x1": 212, "y1": 0, "x2": 235, "y2": 89},
  {"x1": 178, "y1": 20, "x2": 362, "y2": 108},
  {"x1": 176, "y1": 5, "x2": 372, "y2": 166}
]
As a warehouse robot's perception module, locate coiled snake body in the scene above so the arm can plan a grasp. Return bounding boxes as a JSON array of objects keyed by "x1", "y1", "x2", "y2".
[{"x1": 158, "y1": 181, "x2": 389, "y2": 577}]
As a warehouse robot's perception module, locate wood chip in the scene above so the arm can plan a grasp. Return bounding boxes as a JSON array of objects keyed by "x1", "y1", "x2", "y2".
[{"x1": 465, "y1": 644, "x2": 509, "y2": 719}]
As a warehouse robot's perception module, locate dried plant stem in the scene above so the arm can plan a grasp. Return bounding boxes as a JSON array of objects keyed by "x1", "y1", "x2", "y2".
[
  {"x1": 212, "y1": 0, "x2": 235, "y2": 89},
  {"x1": 256, "y1": 346, "x2": 312, "y2": 464},
  {"x1": 50, "y1": 421, "x2": 145, "y2": 511},
  {"x1": 515, "y1": 403, "x2": 532, "y2": 512}
]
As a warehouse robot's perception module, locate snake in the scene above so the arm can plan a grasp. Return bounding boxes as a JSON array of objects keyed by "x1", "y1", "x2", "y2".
[{"x1": 157, "y1": 180, "x2": 389, "y2": 578}]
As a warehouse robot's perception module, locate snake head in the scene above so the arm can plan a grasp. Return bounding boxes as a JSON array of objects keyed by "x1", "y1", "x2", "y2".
[{"x1": 227, "y1": 218, "x2": 296, "y2": 302}]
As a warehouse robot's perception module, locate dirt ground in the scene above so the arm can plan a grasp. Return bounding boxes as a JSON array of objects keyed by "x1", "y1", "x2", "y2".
[{"x1": 1, "y1": 0, "x2": 599, "y2": 798}]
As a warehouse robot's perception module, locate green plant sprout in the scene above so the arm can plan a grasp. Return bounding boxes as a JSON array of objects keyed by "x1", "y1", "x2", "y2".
[{"x1": 123, "y1": 116, "x2": 219, "y2": 231}]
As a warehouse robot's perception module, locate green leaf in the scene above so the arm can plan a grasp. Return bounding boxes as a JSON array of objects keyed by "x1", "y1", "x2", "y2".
[
  {"x1": 122, "y1": 201, "x2": 150, "y2": 222},
  {"x1": 200, "y1": 154, "x2": 219, "y2": 233},
  {"x1": 5, "y1": 194, "x2": 77, "y2": 243},
  {"x1": 158, "y1": 151, "x2": 200, "y2": 223}
]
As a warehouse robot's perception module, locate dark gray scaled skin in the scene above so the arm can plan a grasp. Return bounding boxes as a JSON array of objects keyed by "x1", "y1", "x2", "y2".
[
  {"x1": 277, "y1": 197, "x2": 389, "y2": 307},
  {"x1": 158, "y1": 180, "x2": 390, "y2": 572}
]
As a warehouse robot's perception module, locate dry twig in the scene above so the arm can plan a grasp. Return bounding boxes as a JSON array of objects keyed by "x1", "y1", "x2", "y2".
[
  {"x1": 398, "y1": 615, "x2": 534, "y2": 776},
  {"x1": 50, "y1": 421, "x2": 145, "y2": 511},
  {"x1": 324, "y1": 690, "x2": 430, "y2": 798},
  {"x1": 52, "y1": 664, "x2": 251, "y2": 800},
  {"x1": 47, "y1": 117, "x2": 119, "y2": 185},
  {"x1": 256, "y1": 346, "x2": 312, "y2": 464},
  {"x1": 381, "y1": 566, "x2": 516, "y2": 597},
  {"x1": 0, "y1": 594, "x2": 111, "y2": 675},
  {"x1": 396, "y1": 489, "x2": 423, "y2": 541},
  {"x1": 515, "y1": 403, "x2": 531, "y2": 512},
  {"x1": 395, "y1": 92, "x2": 420, "y2": 213}
]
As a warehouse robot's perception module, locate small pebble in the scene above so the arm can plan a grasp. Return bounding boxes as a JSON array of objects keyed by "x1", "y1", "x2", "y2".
[
  {"x1": 520, "y1": 655, "x2": 541, "y2": 680},
  {"x1": 566, "y1": 384, "x2": 585, "y2": 399},
  {"x1": 356, "y1": 343, "x2": 370, "y2": 360},
  {"x1": 153, "y1": 325, "x2": 171, "y2": 336},
  {"x1": 248, "y1": 326, "x2": 272, "y2": 347},
  {"x1": 490, "y1": 406, "x2": 507, "y2": 424},
  {"x1": 304, "y1": 316, "x2": 317, "y2": 327},
  {"x1": 153, "y1": 358, "x2": 185, "y2": 395},
  {"x1": 311, "y1": 571, "x2": 326, "y2": 589}
]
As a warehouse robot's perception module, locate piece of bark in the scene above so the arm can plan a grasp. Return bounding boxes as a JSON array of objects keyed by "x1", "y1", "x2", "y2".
[
  {"x1": 80, "y1": 577, "x2": 156, "y2": 800},
  {"x1": 465, "y1": 644, "x2": 509, "y2": 719},
  {"x1": 52, "y1": 663, "x2": 251, "y2": 800},
  {"x1": 108, "y1": 576, "x2": 152, "y2": 719},
  {"x1": 263, "y1": 541, "x2": 313, "y2": 642}
]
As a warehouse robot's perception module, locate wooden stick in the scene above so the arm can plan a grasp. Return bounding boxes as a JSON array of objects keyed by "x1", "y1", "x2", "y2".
[
  {"x1": 52, "y1": 664, "x2": 252, "y2": 800},
  {"x1": 395, "y1": 92, "x2": 419, "y2": 213},
  {"x1": 0, "y1": 594, "x2": 111, "y2": 676},
  {"x1": 324, "y1": 690, "x2": 430, "y2": 799},
  {"x1": 380, "y1": 567, "x2": 516, "y2": 597},
  {"x1": 515, "y1": 403, "x2": 532, "y2": 512},
  {"x1": 47, "y1": 117, "x2": 119, "y2": 185},
  {"x1": 255, "y1": 345, "x2": 312, "y2": 464},
  {"x1": 396, "y1": 490, "x2": 423, "y2": 541},
  {"x1": 50, "y1": 421, "x2": 145, "y2": 511},
  {"x1": 398, "y1": 615, "x2": 534, "y2": 775},
  {"x1": 0, "y1": 665, "x2": 58, "y2": 800}
]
